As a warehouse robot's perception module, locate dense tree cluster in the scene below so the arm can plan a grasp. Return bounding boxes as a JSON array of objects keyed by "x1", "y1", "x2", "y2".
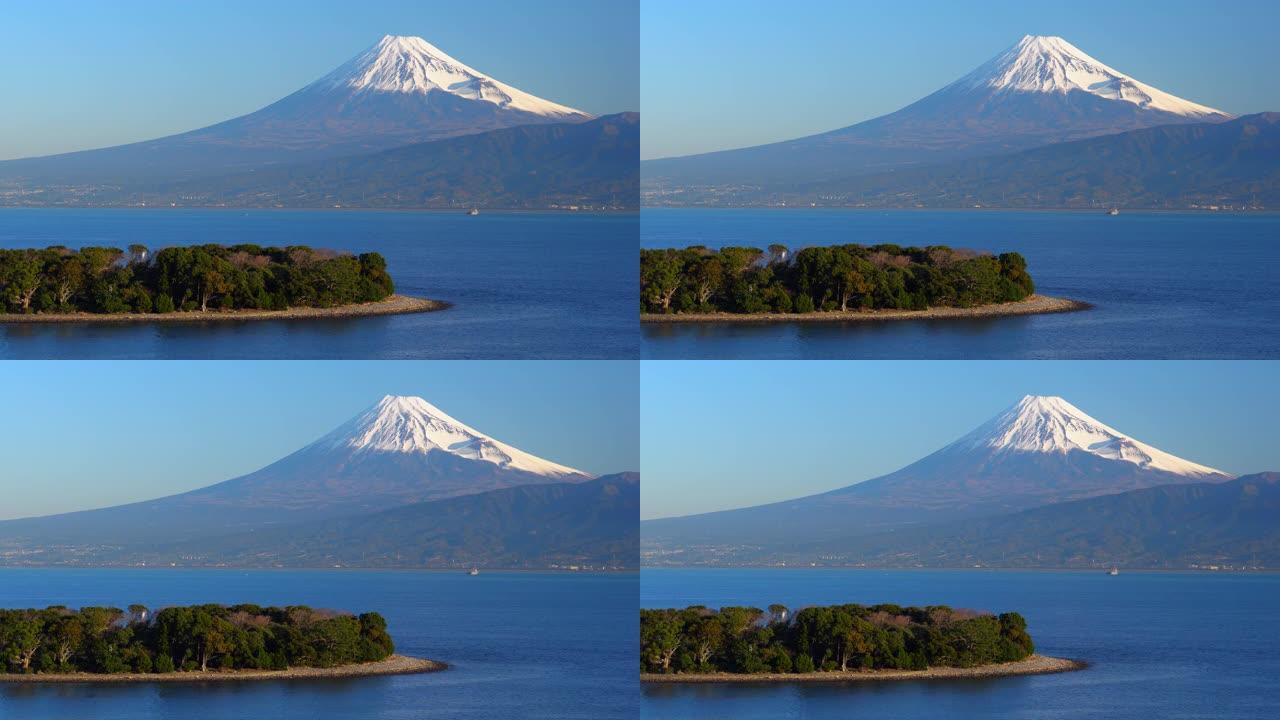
[
  {"x1": 0, "y1": 604, "x2": 395, "y2": 675},
  {"x1": 640, "y1": 244, "x2": 1034, "y2": 314},
  {"x1": 0, "y1": 244, "x2": 394, "y2": 315},
  {"x1": 640, "y1": 603, "x2": 1034, "y2": 675}
]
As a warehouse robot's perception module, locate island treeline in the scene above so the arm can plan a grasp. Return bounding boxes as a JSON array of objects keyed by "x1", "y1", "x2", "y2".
[
  {"x1": 0, "y1": 244, "x2": 394, "y2": 315},
  {"x1": 640, "y1": 244, "x2": 1034, "y2": 314},
  {"x1": 640, "y1": 604, "x2": 1034, "y2": 675},
  {"x1": 0, "y1": 604, "x2": 394, "y2": 675}
]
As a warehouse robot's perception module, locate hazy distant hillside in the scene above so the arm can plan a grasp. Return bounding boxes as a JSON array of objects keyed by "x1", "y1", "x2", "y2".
[
  {"x1": 147, "y1": 112, "x2": 638, "y2": 210},
  {"x1": 31, "y1": 474, "x2": 639, "y2": 570},
  {"x1": 169, "y1": 473, "x2": 640, "y2": 569},
  {"x1": 1, "y1": 113, "x2": 638, "y2": 210},
  {"x1": 797, "y1": 472, "x2": 1280, "y2": 569},
  {"x1": 791, "y1": 112, "x2": 1279, "y2": 209}
]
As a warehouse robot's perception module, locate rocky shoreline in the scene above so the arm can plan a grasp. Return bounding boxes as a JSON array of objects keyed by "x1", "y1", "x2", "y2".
[
  {"x1": 640, "y1": 654, "x2": 1086, "y2": 683},
  {"x1": 0, "y1": 654, "x2": 445, "y2": 684},
  {"x1": 640, "y1": 294, "x2": 1089, "y2": 323},
  {"x1": 0, "y1": 294, "x2": 448, "y2": 324}
]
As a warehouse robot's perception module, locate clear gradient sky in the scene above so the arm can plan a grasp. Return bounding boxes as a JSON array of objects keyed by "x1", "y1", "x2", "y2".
[
  {"x1": 0, "y1": 361, "x2": 638, "y2": 521},
  {"x1": 641, "y1": 361, "x2": 1280, "y2": 520},
  {"x1": 641, "y1": 0, "x2": 1280, "y2": 159},
  {"x1": 0, "y1": 0, "x2": 638, "y2": 161}
]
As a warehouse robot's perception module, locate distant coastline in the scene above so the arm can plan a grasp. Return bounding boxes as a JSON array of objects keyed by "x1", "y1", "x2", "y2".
[
  {"x1": 0, "y1": 294, "x2": 448, "y2": 324},
  {"x1": 640, "y1": 654, "x2": 1085, "y2": 683},
  {"x1": 0, "y1": 205, "x2": 636, "y2": 214},
  {"x1": 639, "y1": 206, "x2": 1275, "y2": 215},
  {"x1": 0, "y1": 654, "x2": 445, "y2": 684},
  {"x1": 641, "y1": 294, "x2": 1088, "y2": 323},
  {"x1": 0, "y1": 563, "x2": 634, "y2": 572}
]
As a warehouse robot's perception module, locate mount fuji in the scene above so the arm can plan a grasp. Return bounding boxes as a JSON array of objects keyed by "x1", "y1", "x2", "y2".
[
  {"x1": 802, "y1": 472, "x2": 1280, "y2": 569},
  {"x1": 0, "y1": 35, "x2": 592, "y2": 183},
  {"x1": 0, "y1": 395, "x2": 594, "y2": 548},
  {"x1": 642, "y1": 35, "x2": 1232, "y2": 189},
  {"x1": 642, "y1": 395, "x2": 1232, "y2": 551}
]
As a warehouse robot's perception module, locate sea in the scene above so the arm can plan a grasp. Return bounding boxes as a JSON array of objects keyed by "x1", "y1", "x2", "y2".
[
  {"x1": 0, "y1": 209, "x2": 637, "y2": 359},
  {"x1": 640, "y1": 209, "x2": 1280, "y2": 359},
  {"x1": 0, "y1": 569, "x2": 637, "y2": 720},
  {"x1": 640, "y1": 568, "x2": 1280, "y2": 720}
]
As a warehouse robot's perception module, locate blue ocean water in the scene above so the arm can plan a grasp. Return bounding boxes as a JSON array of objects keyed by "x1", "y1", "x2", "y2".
[
  {"x1": 0, "y1": 209, "x2": 637, "y2": 359},
  {"x1": 641, "y1": 209, "x2": 1280, "y2": 359},
  {"x1": 640, "y1": 568, "x2": 1280, "y2": 720},
  {"x1": 0, "y1": 569, "x2": 636, "y2": 720}
]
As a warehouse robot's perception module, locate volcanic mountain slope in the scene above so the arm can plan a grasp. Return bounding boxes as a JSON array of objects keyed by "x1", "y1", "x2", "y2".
[
  {"x1": 116, "y1": 112, "x2": 639, "y2": 209},
  {"x1": 0, "y1": 35, "x2": 592, "y2": 183},
  {"x1": 797, "y1": 473, "x2": 1280, "y2": 569},
  {"x1": 642, "y1": 396, "x2": 1231, "y2": 550},
  {"x1": 147, "y1": 473, "x2": 641, "y2": 569},
  {"x1": 642, "y1": 35, "x2": 1231, "y2": 189},
  {"x1": 788, "y1": 112, "x2": 1280, "y2": 208},
  {"x1": 0, "y1": 395, "x2": 592, "y2": 546}
]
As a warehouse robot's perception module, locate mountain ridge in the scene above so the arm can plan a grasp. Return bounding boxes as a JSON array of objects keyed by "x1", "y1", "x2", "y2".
[
  {"x1": 10, "y1": 474, "x2": 641, "y2": 570},
  {"x1": 949, "y1": 395, "x2": 1224, "y2": 477},
  {"x1": 950, "y1": 35, "x2": 1226, "y2": 119},
  {"x1": 0, "y1": 394, "x2": 592, "y2": 546},
  {"x1": 642, "y1": 34, "x2": 1232, "y2": 191},
  {"x1": 318, "y1": 394, "x2": 587, "y2": 478},
  {"x1": 0, "y1": 34, "x2": 593, "y2": 184},
  {"x1": 61, "y1": 112, "x2": 640, "y2": 209},
  {"x1": 175, "y1": 473, "x2": 639, "y2": 569},
  {"x1": 642, "y1": 395, "x2": 1231, "y2": 550},
  {"x1": 785, "y1": 472, "x2": 1280, "y2": 569},
  {"x1": 311, "y1": 34, "x2": 589, "y2": 120},
  {"x1": 777, "y1": 111, "x2": 1279, "y2": 209}
]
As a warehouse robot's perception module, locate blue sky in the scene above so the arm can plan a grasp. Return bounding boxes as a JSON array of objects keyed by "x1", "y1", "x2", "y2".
[
  {"x1": 0, "y1": 361, "x2": 638, "y2": 520},
  {"x1": 641, "y1": 361, "x2": 1280, "y2": 520},
  {"x1": 642, "y1": 0, "x2": 1280, "y2": 159},
  {"x1": 0, "y1": 0, "x2": 637, "y2": 160}
]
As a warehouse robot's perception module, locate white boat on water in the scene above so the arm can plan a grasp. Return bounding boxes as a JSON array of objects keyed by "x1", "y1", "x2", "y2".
[
  {"x1": 1108, "y1": 566, "x2": 1119, "y2": 576},
  {"x1": 468, "y1": 567, "x2": 480, "y2": 576},
  {"x1": 1107, "y1": 208, "x2": 1120, "y2": 216},
  {"x1": 468, "y1": 208, "x2": 480, "y2": 216}
]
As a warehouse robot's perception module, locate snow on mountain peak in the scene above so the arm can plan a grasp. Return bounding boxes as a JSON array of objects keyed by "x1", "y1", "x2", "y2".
[
  {"x1": 952, "y1": 395, "x2": 1229, "y2": 478},
  {"x1": 316, "y1": 394, "x2": 588, "y2": 479},
  {"x1": 313, "y1": 34, "x2": 590, "y2": 120},
  {"x1": 953, "y1": 34, "x2": 1229, "y2": 119}
]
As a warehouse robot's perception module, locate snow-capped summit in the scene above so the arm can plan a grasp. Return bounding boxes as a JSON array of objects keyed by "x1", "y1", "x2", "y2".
[
  {"x1": 643, "y1": 34, "x2": 1234, "y2": 189},
  {"x1": 0, "y1": 394, "x2": 616, "y2": 555},
  {"x1": 313, "y1": 35, "x2": 590, "y2": 121},
  {"x1": 815, "y1": 393, "x2": 1237, "y2": 516},
  {"x1": 319, "y1": 394, "x2": 587, "y2": 479},
  {"x1": 0, "y1": 33, "x2": 596, "y2": 183},
  {"x1": 642, "y1": 393, "x2": 1237, "y2": 550},
  {"x1": 0, "y1": 393, "x2": 597, "y2": 545},
  {"x1": 953, "y1": 35, "x2": 1228, "y2": 120},
  {"x1": 952, "y1": 395, "x2": 1228, "y2": 478}
]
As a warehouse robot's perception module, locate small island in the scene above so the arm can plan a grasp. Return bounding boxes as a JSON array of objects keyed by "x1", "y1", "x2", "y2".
[
  {"x1": 640, "y1": 244, "x2": 1086, "y2": 321},
  {"x1": 640, "y1": 603, "x2": 1084, "y2": 682},
  {"x1": 0, "y1": 244, "x2": 446, "y2": 322},
  {"x1": 0, "y1": 603, "x2": 445, "y2": 682}
]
